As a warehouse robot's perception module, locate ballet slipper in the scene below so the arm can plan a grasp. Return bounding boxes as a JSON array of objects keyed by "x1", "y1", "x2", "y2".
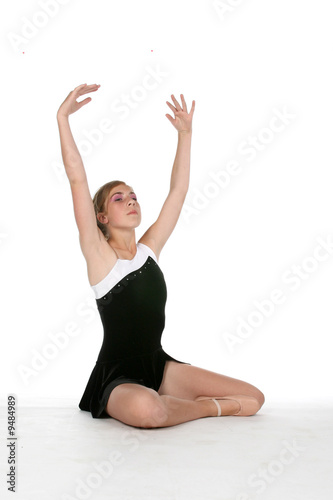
[{"x1": 196, "y1": 394, "x2": 260, "y2": 416}]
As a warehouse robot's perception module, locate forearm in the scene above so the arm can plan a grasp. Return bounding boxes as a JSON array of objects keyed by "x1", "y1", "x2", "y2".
[
  {"x1": 57, "y1": 114, "x2": 87, "y2": 183},
  {"x1": 169, "y1": 131, "x2": 192, "y2": 194}
]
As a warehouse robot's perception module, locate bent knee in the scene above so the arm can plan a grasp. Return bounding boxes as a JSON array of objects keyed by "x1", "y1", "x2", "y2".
[
  {"x1": 137, "y1": 398, "x2": 168, "y2": 428},
  {"x1": 107, "y1": 385, "x2": 168, "y2": 428}
]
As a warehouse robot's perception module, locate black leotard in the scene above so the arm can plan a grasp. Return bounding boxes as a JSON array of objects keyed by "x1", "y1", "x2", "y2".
[{"x1": 78, "y1": 242, "x2": 190, "y2": 418}]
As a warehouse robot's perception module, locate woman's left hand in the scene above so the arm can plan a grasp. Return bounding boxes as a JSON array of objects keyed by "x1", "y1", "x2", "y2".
[{"x1": 165, "y1": 94, "x2": 195, "y2": 133}]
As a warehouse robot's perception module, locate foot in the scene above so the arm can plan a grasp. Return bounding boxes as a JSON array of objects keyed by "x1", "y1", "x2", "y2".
[
  {"x1": 215, "y1": 398, "x2": 241, "y2": 416},
  {"x1": 197, "y1": 397, "x2": 241, "y2": 416},
  {"x1": 196, "y1": 395, "x2": 260, "y2": 416}
]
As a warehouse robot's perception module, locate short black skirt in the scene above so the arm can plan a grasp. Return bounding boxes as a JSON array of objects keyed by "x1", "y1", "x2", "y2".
[{"x1": 78, "y1": 347, "x2": 191, "y2": 418}]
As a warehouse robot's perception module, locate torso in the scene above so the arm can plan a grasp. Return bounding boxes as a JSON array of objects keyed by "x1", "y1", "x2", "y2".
[{"x1": 85, "y1": 231, "x2": 157, "y2": 287}]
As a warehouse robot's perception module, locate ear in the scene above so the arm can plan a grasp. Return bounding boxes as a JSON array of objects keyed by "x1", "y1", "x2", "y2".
[{"x1": 97, "y1": 212, "x2": 108, "y2": 224}]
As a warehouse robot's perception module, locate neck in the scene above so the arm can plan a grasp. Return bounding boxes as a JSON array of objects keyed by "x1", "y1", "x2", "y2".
[{"x1": 107, "y1": 228, "x2": 136, "y2": 252}]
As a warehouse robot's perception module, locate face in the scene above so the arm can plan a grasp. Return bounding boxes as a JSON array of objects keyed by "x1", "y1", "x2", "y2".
[{"x1": 100, "y1": 184, "x2": 141, "y2": 230}]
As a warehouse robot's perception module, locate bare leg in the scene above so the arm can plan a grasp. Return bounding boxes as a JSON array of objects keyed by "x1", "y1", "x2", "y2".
[
  {"x1": 142, "y1": 395, "x2": 241, "y2": 428},
  {"x1": 106, "y1": 384, "x2": 241, "y2": 428},
  {"x1": 158, "y1": 362, "x2": 265, "y2": 408}
]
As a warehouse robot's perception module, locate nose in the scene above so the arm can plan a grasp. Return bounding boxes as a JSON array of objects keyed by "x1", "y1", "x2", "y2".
[{"x1": 127, "y1": 198, "x2": 137, "y2": 208}]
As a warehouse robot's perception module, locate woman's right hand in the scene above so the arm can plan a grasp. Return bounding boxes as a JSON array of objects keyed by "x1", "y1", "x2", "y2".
[{"x1": 57, "y1": 83, "x2": 101, "y2": 119}]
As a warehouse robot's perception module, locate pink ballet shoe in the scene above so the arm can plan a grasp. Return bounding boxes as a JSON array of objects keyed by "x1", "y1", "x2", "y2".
[{"x1": 196, "y1": 394, "x2": 260, "y2": 416}]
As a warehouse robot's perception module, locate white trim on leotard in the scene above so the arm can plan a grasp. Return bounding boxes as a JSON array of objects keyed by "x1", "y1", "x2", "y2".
[{"x1": 91, "y1": 242, "x2": 158, "y2": 300}]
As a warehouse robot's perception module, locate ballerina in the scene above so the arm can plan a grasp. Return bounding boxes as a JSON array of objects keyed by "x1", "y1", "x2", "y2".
[{"x1": 56, "y1": 83, "x2": 265, "y2": 428}]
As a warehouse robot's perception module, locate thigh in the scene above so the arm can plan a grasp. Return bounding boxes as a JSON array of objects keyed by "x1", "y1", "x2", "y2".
[
  {"x1": 105, "y1": 383, "x2": 161, "y2": 427},
  {"x1": 158, "y1": 361, "x2": 264, "y2": 405}
]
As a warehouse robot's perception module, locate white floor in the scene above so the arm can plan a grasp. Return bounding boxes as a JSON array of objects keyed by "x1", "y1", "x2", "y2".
[{"x1": 1, "y1": 399, "x2": 332, "y2": 500}]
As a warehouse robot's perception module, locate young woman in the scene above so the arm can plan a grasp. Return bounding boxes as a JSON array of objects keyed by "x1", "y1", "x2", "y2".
[{"x1": 57, "y1": 83, "x2": 265, "y2": 428}]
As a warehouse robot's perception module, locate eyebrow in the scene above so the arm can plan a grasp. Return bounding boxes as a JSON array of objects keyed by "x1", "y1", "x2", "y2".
[{"x1": 109, "y1": 191, "x2": 136, "y2": 198}]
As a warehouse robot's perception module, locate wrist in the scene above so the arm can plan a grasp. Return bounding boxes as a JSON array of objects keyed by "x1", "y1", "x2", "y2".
[
  {"x1": 57, "y1": 112, "x2": 69, "y2": 122},
  {"x1": 178, "y1": 130, "x2": 192, "y2": 136}
]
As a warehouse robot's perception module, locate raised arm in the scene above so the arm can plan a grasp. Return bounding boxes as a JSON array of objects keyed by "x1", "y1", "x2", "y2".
[
  {"x1": 139, "y1": 94, "x2": 195, "y2": 260},
  {"x1": 57, "y1": 83, "x2": 103, "y2": 258}
]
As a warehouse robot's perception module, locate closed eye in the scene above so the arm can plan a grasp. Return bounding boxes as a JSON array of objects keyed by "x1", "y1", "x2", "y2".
[
  {"x1": 114, "y1": 197, "x2": 137, "y2": 201},
  {"x1": 111, "y1": 193, "x2": 138, "y2": 202}
]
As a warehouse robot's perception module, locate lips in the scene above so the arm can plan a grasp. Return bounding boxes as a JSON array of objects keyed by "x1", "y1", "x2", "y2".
[{"x1": 127, "y1": 210, "x2": 138, "y2": 215}]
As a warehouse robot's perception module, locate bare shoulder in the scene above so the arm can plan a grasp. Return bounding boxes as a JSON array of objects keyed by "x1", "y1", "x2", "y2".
[
  {"x1": 82, "y1": 229, "x2": 118, "y2": 287},
  {"x1": 137, "y1": 236, "x2": 160, "y2": 261}
]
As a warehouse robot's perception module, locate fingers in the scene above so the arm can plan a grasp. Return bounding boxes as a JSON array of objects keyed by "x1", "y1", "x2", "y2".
[
  {"x1": 73, "y1": 83, "x2": 101, "y2": 97},
  {"x1": 74, "y1": 83, "x2": 100, "y2": 90},
  {"x1": 77, "y1": 97, "x2": 92, "y2": 109},
  {"x1": 190, "y1": 99, "x2": 195, "y2": 116},
  {"x1": 79, "y1": 84, "x2": 100, "y2": 96},
  {"x1": 167, "y1": 94, "x2": 194, "y2": 115},
  {"x1": 180, "y1": 94, "x2": 188, "y2": 113},
  {"x1": 74, "y1": 83, "x2": 88, "y2": 91},
  {"x1": 166, "y1": 99, "x2": 177, "y2": 114},
  {"x1": 166, "y1": 95, "x2": 183, "y2": 114},
  {"x1": 171, "y1": 94, "x2": 182, "y2": 110}
]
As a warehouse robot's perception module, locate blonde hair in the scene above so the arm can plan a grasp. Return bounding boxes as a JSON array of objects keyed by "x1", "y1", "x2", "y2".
[{"x1": 92, "y1": 180, "x2": 126, "y2": 240}]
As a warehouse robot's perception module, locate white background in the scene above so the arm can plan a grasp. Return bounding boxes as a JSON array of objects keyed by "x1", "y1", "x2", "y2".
[{"x1": 1, "y1": 0, "x2": 333, "y2": 405}]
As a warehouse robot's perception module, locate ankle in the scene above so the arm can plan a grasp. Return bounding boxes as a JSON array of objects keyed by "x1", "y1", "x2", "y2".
[{"x1": 197, "y1": 399, "x2": 218, "y2": 418}]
